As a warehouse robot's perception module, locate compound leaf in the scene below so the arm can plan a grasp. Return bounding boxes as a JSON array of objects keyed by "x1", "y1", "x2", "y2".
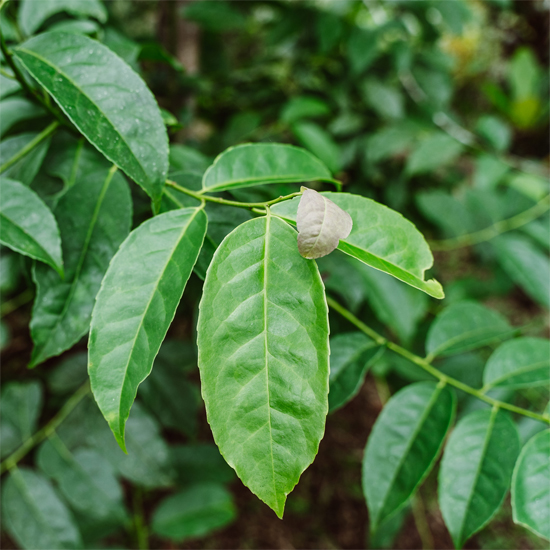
[
  {"x1": 197, "y1": 214, "x2": 329, "y2": 518},
  {"x1": 363, "y1": 382, "x2": 455, "y2": 531},
  {"x1": 30, "y1": 149, "x2": 131, "y2": 367},
  {"x1": 89, "y1": 207, "x2": 207, "y2": 451},
  {"x1": 296, "y1": 188, "x2": 352, "y2": 259},
  {"x1": 426, "y1": 301, "x2": 513, "y2": 360},
  {"x1": 14, "y1": 32, "x2": 168, "y2": 204},
  {"x1": 2, "y1": 467, "x2": 82, "y2": 549},
  {"x1": 483, "y1": 337, "x2": 550, "y2": 390},
  {"x1": 202, "y1": 143, "x2": 333, "y2": 193},
  {"x1": 329, "y1": 332, "x2": 383, "y2": 412},
  {"x1": 0, "y1": 177, "x2": 63, "y2": 275},
  {"x1": 439, "y1": 408, "x2": 520, "y2": 549},
  {"x1": 512, "y1": 430, "x2": 550, "y2": 541},
  {"x1": 272, "y1": 192, "x2": 443, "y2": 298}
]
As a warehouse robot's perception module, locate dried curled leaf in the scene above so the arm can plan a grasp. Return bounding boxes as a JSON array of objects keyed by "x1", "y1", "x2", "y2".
[{"x1": 296, "y1": 188, "x2": 352, "y2": 259}]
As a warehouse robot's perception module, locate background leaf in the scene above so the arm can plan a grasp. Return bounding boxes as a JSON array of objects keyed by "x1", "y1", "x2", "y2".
[
  {"x1": 89, "y1": 207, "x2": 206, "y2": 450},
  {"x1": 0, "y1": 177, "x2": 63, "y2": 275},
  {"x1": 363, "y1": 382, "x2": 455, "y2": 531},
  {"x1": 0, "y1": 132, "x2": 51, "y2": 185},
  {"x1": 14, "y1": 32, "x2": 168, "y2": 203},
  {"x1": 511, "y1": 430, "x2": 550, "y2": 541},
  {"x1": 439, "y1": 408, "x2": 520, "y2": 549},
  {"x1": 30, "y1": 148, "x2": 132, "y2": 367},
  {"x1": 202, "y1": 143, "x2": 333, "y2": 193},
  {"x1": 0, "y1": 98, "x2": 45, "y2": 138},
  {"x1": 198, "y1": 215, "x2": 329, "y2": 517}
]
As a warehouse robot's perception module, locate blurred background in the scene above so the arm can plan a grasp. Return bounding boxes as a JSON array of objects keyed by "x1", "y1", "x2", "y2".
[{"x1": 1, "y1": 1, "x2": 548, "y2": 549}]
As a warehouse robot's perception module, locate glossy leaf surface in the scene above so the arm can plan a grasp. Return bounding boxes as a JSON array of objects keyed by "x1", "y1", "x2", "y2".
[
  {"x1": 483, "y1": 337, "x2": 550, "y2": 390},
  {"x1": 18, "y1": 0, "x2": 107, "y2": 36},
  {"x1": 30, "y1": 149, "x2": 131, "y2": 367},
  {"x1": 426, "y1": 301, "x2": 512, "y2": 359},
  {"x1": 89, "y1": 207, "x2": 206, "y2": 450},
  {"x1": 439, "y1": 409, "x2": 520, "y2": 549},
  {"x1": 198, "y1": 215, "x2": 330, "y2": 517},
  {"x1": 272, "y1": 192, "x2": 443, "y2": 298},
  {"x1": 2, "y1": 467, "x2": 82, "y2": 549},
  {"x1": 152, "y1": 483, "x2": 236, "y2": 541},
  {"x1": 363, "y1": 382, "x2": 455, "y2": 531},
  {"x1": 329, "y1": 332, "x2": 383, "y2": 412},
  {"x1": 512, "y1": 430, "x2": 550, "y2": 541},
  {"x1": 0, "y1": 177, "x2": 63, "y2": 275},
  {"x1": 296, "y1": 188, "x2": 352, "y2": 259},
  {"x1": 202, "y1": 143, "x2": 333, "y2": 193},
  {"x1": 14, "y1": 32, "x2": 168, "y2": 203}
]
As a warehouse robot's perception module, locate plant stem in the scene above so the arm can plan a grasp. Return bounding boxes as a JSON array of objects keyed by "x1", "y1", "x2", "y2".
[
  {"x1": 430, "y1": 194, "x2": 550, "y2": 251},
  {"x1": 165, "y1": 179, "x2": 302, "y2": 210},
  {"x1": 133, "y1": 487, "x2": 149, "y2": 550},
  {"x1": 412, "y1": 493, "x2": 434, "y2": 550},
  {"x1": 0, "y1": 121, "x2": 59, "y2": 174},
  {"x1": 0, "y1": 289, "x2": 34, "y2": 318},
  {"x1": 0, "y1": 382, "x2": 90, "y2": 474},
  {"x1": 326, "y1": 296, "x2": 550, "y2": 425},
  {"x1": 0, "y1": 67, "x2": 15, "y2": 79}
]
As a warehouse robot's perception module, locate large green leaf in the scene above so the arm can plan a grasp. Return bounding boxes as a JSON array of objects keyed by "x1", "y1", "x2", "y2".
[
  {"x1": 271, "y1": 192, "x2": 443, "y2": 298},
  {"x1": 37, "y1": 437, "x2": 127, "y2": 523},
  {"x1": 29, "y1": 149, "x2": 131, "y2": 367},
  {"x1": 89, "y1": 207, "x2": 206, "y2": 450},
  {"x1": 493, "y1": 234, "x2": 550, "y2": 308},
  {"x1": 425, "y1": 301, "x2": 513, "y2": 360},
  {"x1": 512, "y1": 430, "x2": 550, "y2": 541},
  {"x1": 201, "y1": 143, "x2": 333, "y2": 193},
  {"x1": 363, "y1": 382, "x2": 455, "y2": 531},
  {"x1": 0, "y1": 177, "x2": 63, "y2": 275},
  {"x1": 18, "y1": 0, "x2": 107, "y2": 36},
  {"x1": 439, "y1": 408, "x2": 520, "y2": 549},
  {"x1": 197, "y1": 214, "x2": 330, "y2": 518},
  {"x1": 0, "y1": 381, "x2": 42, "y2": 459},
  {"x1": 13, "y1": 32, "x2": 168, "y2": 204},
  {"x1": 0, "y1": 97, "x2": 45, "y2": 137},
  {"x1": 2, "y1": 467, "x2": 82, "y2": 549},
  {"x1": 151, "y1": 483, "x2": 236, "y2": 541},
  {"x1": 329, "y1": 332, "x2": 383, "y2": 412},
  {"x1": 483, "y1": 337, "x2": 550, "y2": 390}
]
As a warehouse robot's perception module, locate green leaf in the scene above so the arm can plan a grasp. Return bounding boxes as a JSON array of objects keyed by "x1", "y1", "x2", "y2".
[
  {"x1": 280, "y1": 95, "x2": 331, "y2": 124},
  {"x1": 89, "y1": 207, "x2": 206, "y2": 450},
  {"x1": 406, "y1": 133, "x2": 463, "y2": 176},
  {"x1": 493, "y1": 233, "x2": 550, "y2": 308},
  {"x1": 0, "y1": 380, "x2": 42, "y2": 459},
  {"x1": 18, "y1": 0, "x2": 107, "y2": 36},
  {"x1": 439, "y1": 408, "x2": 520, "y2": 549},
  {"x1": 296, "y1": 188, "x2": 352, "y2": 259},
  {"x1": 13, "y1": 32, "x2": 168, "y2": 204},
  {"x1": 0, "y1": 97, "x2": 45, "y2": 137},
  {"x1": 0, "y1": 177, "x2": 63, "y2": 275},
  {"x1": 271, "y1": 192, "x2": 444, "y2": 298},
  {"x1": 483, "y1": 337, "x2": 550, "y2": 390},
  {"x1": 425, "y1": 301, "x2": 513, "y2": 360},
  {"x1": 363, "y1": 382, "x2": 455, "y2": 531},
  {"x1": 361, "y1": 79, "x2": 404, "y2": 120},
  {"x1": 292, "y1": 121, "x2": 341, "y2": 174},
  {"x1": 512, "y1": 430, "x2": 550, "y2": 541},
  {"x1": 151, "y1": 483, "x2": 237, "y2": 541},
  {"x1": 169, "y1": 144, "x2": 211, "y2": 176},
  {"x1": 2, "y1": 467, "x2": 83, "y2": 549},
  {"x1": 347, "y1": 27, "x2": 379, "y2": 75},
  {"x1": 475, "y1": 116, "x2": 512, "y2": 153},
  {"x1": 37, "y1": 437, "x2": 127, "y2": 523},
  {"x1": 0, "y1": 132, "x2": 52, "y2": 185},
  {"x1": 0, "y1": 73, "x2": 21, "y2": 99},
  {"x1": 202, "y1": 143, "x2": 334, "y2": 193},
  {"x1": 30, "y1": 149, "x2": 132, "y2": 367},
  {"x1": 48, "y1": 352, "x2": 88, "y2": 395},
  {"x1": 197, "y1": 215, "x2": 330, "y2": 518},
  {"x1": 329, "y1": 332, "x2": 383, "y2": 412},
  {"x1": 171, "y1": 444, "x2": 236, "y2": 486}
]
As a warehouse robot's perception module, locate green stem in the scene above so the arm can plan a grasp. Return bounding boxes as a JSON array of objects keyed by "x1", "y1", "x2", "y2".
[
  {"x1": 430, "y1": 194, "x2": 550, "y2": 251},
  {"x1": 133, "y1": 487, "x2": 149, "y2": 550},
  {"x1": 165, "y1": 179, "x2": 302, "y2": 210},
  {"x1": 0, "y1": 67, "x2": 15, "y2": 79},
  {"x1": 0, "y1": 288, "x2": 34, "y2": 318},
  {"x1": 412, "y1": 493, "x2": 434, "y2": 550},
  {"x1": 326, "y1": 296, "x2": 550, "y2": 425},
  {"x1": 0, "y1": 121, "x2": 59, "y2": 174},
  {"x1": 0, "y1": 382, "x2": 90, "y2": 474}
]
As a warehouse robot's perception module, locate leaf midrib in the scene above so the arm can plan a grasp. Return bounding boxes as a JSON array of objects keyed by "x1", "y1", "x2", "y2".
[
  {"x1": 486, "y1": 359, "x2": 549, "y2": 388},
  {"x1": 14, "y1": 46, "x2": 149, "y2": 185}
]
